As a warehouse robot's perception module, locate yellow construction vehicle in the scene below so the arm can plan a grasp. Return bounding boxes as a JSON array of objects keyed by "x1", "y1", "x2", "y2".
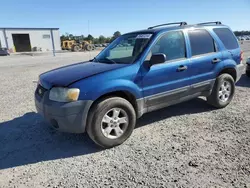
[
  {"x1": 61, "y1": 40, "x2": 75, "y2": 50},
  {"x1": 61, "y1": 40, "x2": 95, "y2": 52}
]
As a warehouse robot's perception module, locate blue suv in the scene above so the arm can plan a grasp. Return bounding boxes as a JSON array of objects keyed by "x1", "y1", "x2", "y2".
[{"x1": 35, "y1": 21, "x2": 245, "y2": 148}]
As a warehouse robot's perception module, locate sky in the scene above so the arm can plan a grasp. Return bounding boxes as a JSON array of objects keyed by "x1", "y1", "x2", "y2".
[{"x1": 0, "y1": 0, "x2": 250, "y2": 37}]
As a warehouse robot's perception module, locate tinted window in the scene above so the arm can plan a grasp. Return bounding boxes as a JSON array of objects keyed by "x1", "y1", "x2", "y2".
[
  {"x1": 146, "y1": 31, "x2": 186, "y2": 62},
  {"x1": 188, "y1": 29, "x2": 216, "y2": 56},
  {"x1": 213, "y1": 28, "x2": 239, "y2": 50}
]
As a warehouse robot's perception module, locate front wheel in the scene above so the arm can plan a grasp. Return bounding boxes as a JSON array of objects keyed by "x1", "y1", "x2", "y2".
[
  {"x1": 86, "y1": 97, "x2": 136, "y2": 148},
  {"x1": 207, "y1": 73, "x2": 235, "y2": 108}
]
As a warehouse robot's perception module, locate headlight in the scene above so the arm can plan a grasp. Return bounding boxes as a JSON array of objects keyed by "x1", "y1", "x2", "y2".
[{"x1": 49, "y1": 87, "x2": 80, "y2": 102}]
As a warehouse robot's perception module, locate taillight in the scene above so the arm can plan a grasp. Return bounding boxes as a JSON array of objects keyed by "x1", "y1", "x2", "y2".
[{"x1": 240, "y1": 51, "x2": 243, "y2": 62}]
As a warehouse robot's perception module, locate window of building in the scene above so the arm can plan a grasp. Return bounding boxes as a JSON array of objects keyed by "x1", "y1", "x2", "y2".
[{"x1": 43, "y1": 34, "x2": 50, "y2": 39}]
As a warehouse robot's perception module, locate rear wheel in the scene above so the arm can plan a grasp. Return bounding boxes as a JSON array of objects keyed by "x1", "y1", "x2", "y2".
[
  {"x1": 72, "y1": 45, "x2": 80, "y2": 52},
  {"x1": 207, "y1": 73, "x2": 235, "y2": 108},
  {"x1": 86, "y1": 97, "x2": 136, "y2": 148},
  {"x1": 86, "y1": 44, "x2": 92, "y2": 51}
]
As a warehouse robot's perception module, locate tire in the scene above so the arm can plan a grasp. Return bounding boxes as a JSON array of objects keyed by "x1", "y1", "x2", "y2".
[
  {"x1": 86, "y1": 45, "x2": 92, "y2": 51},
  {"x1": 207, "y1": 73, "x2": 235, "y2": 108},
  {"x1": 246, "y1": 70, "x2": 250, "y2": 77},
  {"x1": 86, "y1": 97, "x2": 136, "y2": 148},
  {"x1": 73, "y1": 45, "x2": 80, "y2": 52}
]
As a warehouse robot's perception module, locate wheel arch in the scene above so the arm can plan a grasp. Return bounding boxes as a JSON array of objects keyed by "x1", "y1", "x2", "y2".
[
  {"x1": 89, "y1": 90, "x2": 140, "y2": 118},
  {"x1": 218, "y1": 67, "x2": 237, "y2": 82}
]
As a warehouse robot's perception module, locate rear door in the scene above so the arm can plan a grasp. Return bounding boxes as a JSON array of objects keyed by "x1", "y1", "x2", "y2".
[{"x1": 186, "y1": 29, "x2": 223, "y2": 93}]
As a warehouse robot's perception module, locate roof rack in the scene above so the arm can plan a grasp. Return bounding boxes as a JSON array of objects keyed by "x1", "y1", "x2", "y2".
[
  {"x1": 197, "y1": 21, "x2": 222, "y2": 25},
  {"x1": 148, "y1": 22, "x2": 187, "y2": 29}
]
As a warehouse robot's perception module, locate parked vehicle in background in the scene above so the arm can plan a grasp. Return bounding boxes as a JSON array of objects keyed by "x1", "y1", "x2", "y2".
[
  {"x1": 246, "y1": 57, "x2": 250, "y2": 77},
  {"x1": 0, "y1": 48, "x2": 10, "y2": 56},
  {"x1": 239, "y1": 37, "x2": 246, "y2": 41},
  {"x1": 35, "y1": 21, "x2": 244, "y2": 148}
]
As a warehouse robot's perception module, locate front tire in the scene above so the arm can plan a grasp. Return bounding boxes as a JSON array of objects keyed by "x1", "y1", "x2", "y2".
[
  {"x1": 207, "y1": 73, "x2": 235, "y2": 108},
  {"x1": 86, "y1": 97, "x2": 136, "y2": 148}
]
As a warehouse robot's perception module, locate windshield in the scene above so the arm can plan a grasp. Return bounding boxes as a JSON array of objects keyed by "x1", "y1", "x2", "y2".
[{"x1": 94, "y1": 33, "x2": 153, "y2": 64}]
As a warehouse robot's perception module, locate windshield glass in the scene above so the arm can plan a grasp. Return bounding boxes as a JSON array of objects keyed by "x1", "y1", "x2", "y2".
[{"x1": 94, "y1": 33, "x2": 153, "y2": 64}]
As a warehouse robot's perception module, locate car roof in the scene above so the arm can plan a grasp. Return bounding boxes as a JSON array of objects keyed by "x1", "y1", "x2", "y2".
[{"x1": 125, "y1": 23, "x2": 229, "y2": 35}]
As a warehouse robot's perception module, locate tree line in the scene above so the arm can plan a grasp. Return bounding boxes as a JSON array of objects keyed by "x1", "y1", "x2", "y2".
[
  {"x1": 60, "y1": 30, "x2": 250, "y2": 44},
  {"x1": 234, "y1": 31, "x2": 250, "y2": 36},
  {"x1": 60, "y1": 31, "x2": 121, "y2": 44}
]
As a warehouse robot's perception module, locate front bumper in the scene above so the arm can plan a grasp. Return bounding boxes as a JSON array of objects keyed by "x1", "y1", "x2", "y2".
[
  {"x1": 236, "y1": 63, "x2": 245, "y2": 82},
  {"x1": 35, "y1": 91, "x2": 93, "y2": 133}
]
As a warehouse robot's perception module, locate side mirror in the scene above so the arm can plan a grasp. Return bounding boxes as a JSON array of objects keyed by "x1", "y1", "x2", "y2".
[{"x1": 149, "y1": 53, "x2": 166, "y2": 66}]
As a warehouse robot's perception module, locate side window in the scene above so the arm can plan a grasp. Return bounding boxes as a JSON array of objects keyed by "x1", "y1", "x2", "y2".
[
  {"x1": 146, "y1": 31, "x2": 186, "y2": 62},
  {"x1": 188, "y1": 29, "x2": 216, "y2": 56},
  {"x1": 213, "y1": 28, "x2": 239, "y2": 50}
]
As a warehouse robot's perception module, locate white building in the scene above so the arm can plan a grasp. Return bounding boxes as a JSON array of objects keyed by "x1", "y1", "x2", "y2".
[{"x1": 0, "y1": 27, "x2": 61, "y2": 52}]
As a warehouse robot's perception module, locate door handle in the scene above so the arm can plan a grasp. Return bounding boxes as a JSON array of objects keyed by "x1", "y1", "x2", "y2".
[
  {"x1": 177, "y1": 65, "x2": 188, "y2": 72},
  {"x1": 228, "y1": 51, "x2": 234, "y2": 57},
  {"x1": 212, "y1": 58, "x2": 221, "y2": 64}
]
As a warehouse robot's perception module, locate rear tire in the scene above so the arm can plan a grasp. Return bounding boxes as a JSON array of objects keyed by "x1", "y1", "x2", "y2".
[
  {"x1": 72, "y1": 45, "x2": 80, "y2": 52},
  {"x1": 207, "y1": 73, "x2": 235, "y2": 108},
  {"x1": 86, "y1": 97, "x2": 136, "y2": 148},
  {"x1": 86, "y1": 45, "x2": 92, "y2": 51}
]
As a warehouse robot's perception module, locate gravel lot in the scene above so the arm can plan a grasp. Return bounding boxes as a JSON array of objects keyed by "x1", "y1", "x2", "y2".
[{"x1": 0, "y1": 48, "x2": 250, "y2": 188}]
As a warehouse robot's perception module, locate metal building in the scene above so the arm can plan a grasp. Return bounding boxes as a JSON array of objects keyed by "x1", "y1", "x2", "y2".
[{"x1": 0, "y1": 27, "x2": 61, "y2": 53}]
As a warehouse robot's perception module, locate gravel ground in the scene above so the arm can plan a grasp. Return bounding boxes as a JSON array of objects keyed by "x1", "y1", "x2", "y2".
[{"x1": 0, "y1": 49, "x2": 250, "y2": 188}]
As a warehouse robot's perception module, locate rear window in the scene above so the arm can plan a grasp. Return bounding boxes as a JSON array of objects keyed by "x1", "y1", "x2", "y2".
[
  {"x1": 213, "y1": 28, "x2": 239, "y2": 50},
  {"x1": 188, "y1": 29, "x2": 216, "y2": 56}
]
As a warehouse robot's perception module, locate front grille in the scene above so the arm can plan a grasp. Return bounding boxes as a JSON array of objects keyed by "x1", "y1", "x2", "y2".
[{"x1": 36, "y1": 84, "x2": 47, "y2": 98}]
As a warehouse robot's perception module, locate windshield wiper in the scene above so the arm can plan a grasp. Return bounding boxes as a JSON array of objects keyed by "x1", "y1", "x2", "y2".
[
  {"x1": 90, "y1": 57, "x2": 99, "y2": 62},
  {"x1": 98, "y1": 58, "x2": 117, "y2": 64}
]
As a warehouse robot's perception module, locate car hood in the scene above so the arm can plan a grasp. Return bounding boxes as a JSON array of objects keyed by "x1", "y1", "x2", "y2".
[{"x1": 39, "y1": 61, "x2": 128, "y2": 89}]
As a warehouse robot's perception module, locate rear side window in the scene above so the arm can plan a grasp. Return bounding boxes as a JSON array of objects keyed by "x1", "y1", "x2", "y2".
[
  {"x1": 213, "y1": 28, "x2": 239, "y2": 50},
  {"x1": 188, "y1": 29, "x2": 216, "y2": 56}
]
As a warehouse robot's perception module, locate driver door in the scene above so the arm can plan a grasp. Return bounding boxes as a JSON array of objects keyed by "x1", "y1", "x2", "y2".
[{"x1": 142, "y1": 31, "x2": 192, "y2": 111}]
